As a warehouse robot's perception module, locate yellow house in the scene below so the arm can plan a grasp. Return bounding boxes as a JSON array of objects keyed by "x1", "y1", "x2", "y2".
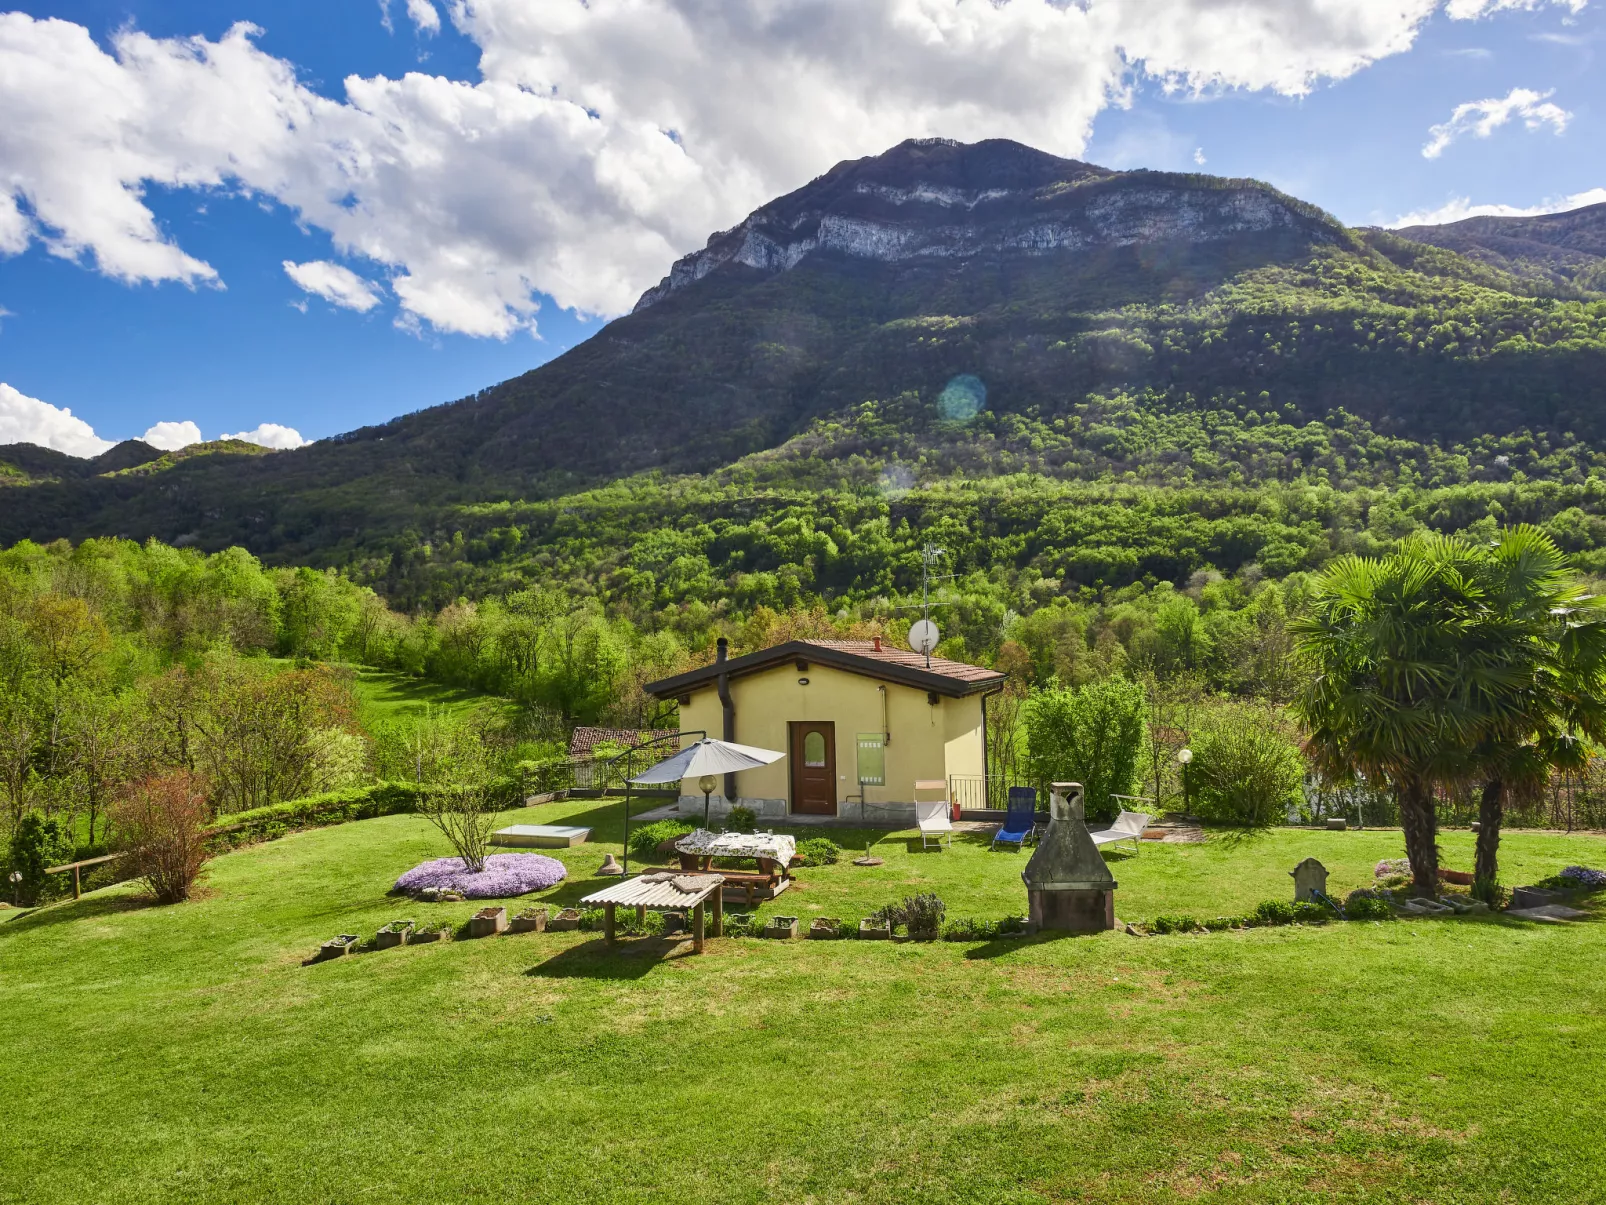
[{"x1": 645, "y1": 638, "x2": 1005, "y2": 824}]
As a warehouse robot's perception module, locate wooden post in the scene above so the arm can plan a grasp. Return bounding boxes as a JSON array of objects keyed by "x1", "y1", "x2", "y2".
[
  {"x1": 636, "y1": 905, "x2": 646, "y2": 925},
  {"x1": 73, "y1": 865, "x2": 81, "y2": 901},
  {"x1": 712, "y1": 887, "x2": 723, "y2": 937},
  {"x1": 604, "y1": 902, "x2": 616, "y2": 944},
  {"x1": 693, "y1": 900, "x2": 705, "y2": 954}
]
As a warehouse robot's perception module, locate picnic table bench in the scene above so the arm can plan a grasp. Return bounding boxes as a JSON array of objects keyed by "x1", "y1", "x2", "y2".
[{"x1": 672, "y1": 830, "x2": 796, "y2": 900}]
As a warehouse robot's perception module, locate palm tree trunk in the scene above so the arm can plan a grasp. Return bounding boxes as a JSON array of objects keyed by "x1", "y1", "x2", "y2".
[
  {"x1": 1398, "y1": 775, "x2": 1441, "y2": 897},
  {"x1": 1474, "y1": 777, "x2": 1503, "y2": 902}
]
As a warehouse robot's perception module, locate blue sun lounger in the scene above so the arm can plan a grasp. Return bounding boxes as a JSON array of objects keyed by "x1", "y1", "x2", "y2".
[{"x1": 993, "y1": 788, "x2": 1036, "y2": 851}]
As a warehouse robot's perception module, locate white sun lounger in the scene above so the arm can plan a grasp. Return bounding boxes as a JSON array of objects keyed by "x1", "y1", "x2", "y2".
[
  {"x1": 914, "y1": 798, "x2": 953, "y2": 851},
  {"x1": 1088, "y1": 810, "x2": 1151, "y2": 855}
]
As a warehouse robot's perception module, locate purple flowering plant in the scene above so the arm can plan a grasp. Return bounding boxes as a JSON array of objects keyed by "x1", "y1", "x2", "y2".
[
  {"x1": 1561, "y1": 866, "x2": 1606, "y2": 889},
  {"x1": 395, "y1": 854, "x2": 567, "y2": 899},
  {"x1": 1374, "y1": 858, "x2": 1411, "y2": 879}
]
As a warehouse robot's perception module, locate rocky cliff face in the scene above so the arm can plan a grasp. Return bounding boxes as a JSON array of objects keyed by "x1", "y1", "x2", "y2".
[{"x1": 635, "y1": 138, "x2": 1345, "y2": 311}]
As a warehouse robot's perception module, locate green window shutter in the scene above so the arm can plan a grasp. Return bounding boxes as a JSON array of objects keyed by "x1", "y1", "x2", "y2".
[{"x1": 856, "y1": 733, "x2": 885, "y2": 786}]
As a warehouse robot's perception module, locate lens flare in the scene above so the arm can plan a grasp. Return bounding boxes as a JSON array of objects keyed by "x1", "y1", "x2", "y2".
[{"x1": 937, "y1": 374, "x2": 986, "y2": 422}]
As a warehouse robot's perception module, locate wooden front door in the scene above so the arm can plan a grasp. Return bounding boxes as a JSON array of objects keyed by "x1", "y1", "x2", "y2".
[{"x1": 789, "y1": 721, "x2": 837, "y2": 815}]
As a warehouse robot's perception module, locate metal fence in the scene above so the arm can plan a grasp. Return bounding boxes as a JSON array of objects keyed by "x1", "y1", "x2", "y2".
[{"x1": 948, "y1": 775, "x2": 1017, "y2": 810}]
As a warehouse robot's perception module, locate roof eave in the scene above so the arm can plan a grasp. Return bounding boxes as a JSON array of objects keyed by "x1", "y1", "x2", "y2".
[{"x1": 644, "y1": 639, "x2": 1005, "y2": 700}]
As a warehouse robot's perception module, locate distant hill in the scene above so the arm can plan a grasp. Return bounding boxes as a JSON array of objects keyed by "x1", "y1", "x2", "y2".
[
  {"x1": 1390, "y1": 202, "x2": 1606, "y2": 295},
  {"x1": 2, "y1": 137, "x2": 1605, "y2": 583}
]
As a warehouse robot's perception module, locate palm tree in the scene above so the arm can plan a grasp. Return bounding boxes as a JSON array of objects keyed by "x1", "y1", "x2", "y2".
[
  {"x1": 1292, "y1": 529, "x2": 1606, "y2": 898},
  {"x1": 1469, "y1": 529, "x2": 1606, "y2": 895}
]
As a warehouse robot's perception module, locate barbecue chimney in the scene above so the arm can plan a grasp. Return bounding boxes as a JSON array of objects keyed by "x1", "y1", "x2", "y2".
[{"x1": 1021, "y1": 782, "x2": 1117, "y2": 932}]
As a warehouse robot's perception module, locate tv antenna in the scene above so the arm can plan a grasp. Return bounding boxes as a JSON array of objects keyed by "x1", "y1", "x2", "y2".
[{"x1": 892, "y1": 542, "x2": 953, "y2": 667}]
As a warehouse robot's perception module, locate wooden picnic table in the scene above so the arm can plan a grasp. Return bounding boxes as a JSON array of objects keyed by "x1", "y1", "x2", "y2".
[
  {"x1": 579, "y1": 873, "x2": 726, "y2": 953},
  {"x1": 673, "y1": 830, "x2": 796, "y2": 882}
]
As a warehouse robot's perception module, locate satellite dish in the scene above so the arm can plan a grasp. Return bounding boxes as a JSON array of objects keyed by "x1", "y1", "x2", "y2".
[{"x1": 908, "y1": 619, "x2": 940, "y2": 656}]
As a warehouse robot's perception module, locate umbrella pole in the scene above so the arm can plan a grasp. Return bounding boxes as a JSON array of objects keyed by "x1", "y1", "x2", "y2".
[
  {"x1": 703, "y1": 786, "x2": 712, "y2": 828},
  {"x1": 623, "y1": 779, "x2": 632, "y2": 876}
]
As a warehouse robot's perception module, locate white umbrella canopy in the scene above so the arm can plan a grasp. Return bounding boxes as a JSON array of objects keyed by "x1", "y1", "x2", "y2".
[{"x1": 628, "y1": 738, "x2": 785, "y2": 785}]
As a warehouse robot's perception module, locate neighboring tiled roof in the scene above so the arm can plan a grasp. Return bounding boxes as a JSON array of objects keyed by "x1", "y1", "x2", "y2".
[
  {"x1": 644, "y1": 639, "x2": 1005, "y2": 700},
  {"x1": 569, "y1": 726, "x2": 678, "y2": 757}
]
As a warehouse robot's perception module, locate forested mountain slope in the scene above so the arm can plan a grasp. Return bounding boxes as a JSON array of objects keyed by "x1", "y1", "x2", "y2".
[{"x1": 4, "y1": 138, "x2": 1606, "y2": 600}]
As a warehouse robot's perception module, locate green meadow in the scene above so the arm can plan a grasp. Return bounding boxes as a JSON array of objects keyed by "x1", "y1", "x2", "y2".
[{"x1": 4, "y1": 799, "x2": 1605, "y2": 1204}]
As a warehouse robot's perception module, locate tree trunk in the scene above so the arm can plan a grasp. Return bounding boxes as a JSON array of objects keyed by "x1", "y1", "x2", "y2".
[
  {"x1": 1474, "y1": 777, "x2": 1504, "y2": 902},
  {"x1": 1398, "y1": 775, "x2": 1441, "y2": 897}
]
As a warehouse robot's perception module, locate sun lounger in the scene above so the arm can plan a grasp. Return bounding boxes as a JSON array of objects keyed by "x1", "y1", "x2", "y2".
[
  {"x1": 993, "y1": 788, "x2": 1036, "y2": 851},
  {"x1": 915, "y1": 799, "x2": 952, "y2": 851},
  {"x1": 1088, "y1": 810, "x2": 1151, "y2": 855}
]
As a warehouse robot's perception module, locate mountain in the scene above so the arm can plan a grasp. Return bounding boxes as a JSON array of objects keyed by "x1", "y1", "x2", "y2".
[
  {"x1": 0, "y1": 440, "x2": 163, "y2": 486},
  {"x1": 2, "y1": 137, "x2": 1605, "y2": 592},
  {"x1": 1391, "y1": 203, "x2": 1606, "y2": 296}
]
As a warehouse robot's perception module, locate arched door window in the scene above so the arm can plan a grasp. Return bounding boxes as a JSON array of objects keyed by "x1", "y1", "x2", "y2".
[{"x1": 803, "y1": 731, "x2": 826, "y2": 766}]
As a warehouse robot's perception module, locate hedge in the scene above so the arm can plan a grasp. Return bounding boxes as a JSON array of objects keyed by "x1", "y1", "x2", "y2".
[{"x1": 205, "y1": 782, "x2": 438, "y2": 850}]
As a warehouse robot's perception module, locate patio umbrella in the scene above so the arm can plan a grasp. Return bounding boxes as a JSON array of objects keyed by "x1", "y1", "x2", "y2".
[{"x1": 629, "y1": 738, "x2": 786, "y2": 827}]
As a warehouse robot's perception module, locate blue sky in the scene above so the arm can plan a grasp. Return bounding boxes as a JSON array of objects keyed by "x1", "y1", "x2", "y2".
[{"x1": 0, "y1": 0, "x2": 1601, "y2": 455}]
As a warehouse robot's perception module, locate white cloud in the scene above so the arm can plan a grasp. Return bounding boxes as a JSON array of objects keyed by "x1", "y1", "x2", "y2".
[
  {"x1": 406, "y1": 0, "x2": 441, "y2": 35},
  {"x1": 1390, "y1": 186, "x2": 1606, "y2": 227},
  {"x1": 141, "y1": 420, "x2": 203, "y2": 451},
  {"x1": 283, "y1": 259, "x2": 383, "y2": 312},
  {"x1": 1422, "y1": 86, "x2": 1571, "y2": 159},
  {"x1": 221, "y1": 422, "x2": 308, "y2": 449},
  {"x1": 0, "y1": 2, "x2": 1590, "y2": 336},
  {"x1": 1193, "y1": 147, "x2": 1207, "y2": 165},
  {"x1": 0, "y1": 382, "x2": 114, "y2": 457},
  {"x1": 1446, "y1": 0, "x2": 1586, "y2": 16}
]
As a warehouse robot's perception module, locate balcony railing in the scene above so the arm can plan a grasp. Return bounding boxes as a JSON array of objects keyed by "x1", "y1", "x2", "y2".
[{"x1": 947, "y1": 774, "x2": 1021, "y2": 810}]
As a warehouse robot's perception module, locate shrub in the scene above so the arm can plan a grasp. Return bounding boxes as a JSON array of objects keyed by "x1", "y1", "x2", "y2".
[
  {"x1": 1559, "y1": 866, "x2": 1606, "y2": 890},
  {"x1": 1345, "y1": 895, "x2": 1395, "y2": 921},
  {"x1": 1291, "y1": 900, "x2": 1330, "y2": 924},
  {"x1": 1186, "y1": 707, "x2": 1304, "y2": 828},
  {"x1": 793, "y1": 837, "x2": 842, "y2": 867},
  {"x1": 722, "y1": 911, "x2": 763, "y2": 937},
  {"x1": 1252, "y1": 900, "x2": 1295, "y2": 925},
  {"x1": 871, "y1": 892, "x2": 946, "y2": 934},
  {"x1": 394, "y1": 854, "x2": 567, "y2": 899},
  {"x1": 206, "y1": 781, "x2": 431, "y2": 849},
  {"x1": 7, "y1": 811, "x2": 75, "y2": 906},
  {"x1": 1152, "y1": 914, "x2": 1199, "y2": 934},
  {"x1": 941, "y1": 917, "x2": 995, "y2": 941},
  {"x1": 1023, "y1": 677, "x2": 1146, "y2": 822},
  {"x1": 1201, "y1": 915, "x2": 1243, "y2": 931},
  {"x1": 112, "y1": 771, "x2": 213, "y2": 904},
  {"x1": 629, "y1": 819, "x2": 696, "y2": 862},
  {"x1": 725, "y1": 805, "x2": 757, "y2": 833}
]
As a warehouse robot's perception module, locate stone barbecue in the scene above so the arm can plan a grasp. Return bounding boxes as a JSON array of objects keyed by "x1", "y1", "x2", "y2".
[{"x1": 1021, "y1": 781, "x2": 1118, "y2": 932}]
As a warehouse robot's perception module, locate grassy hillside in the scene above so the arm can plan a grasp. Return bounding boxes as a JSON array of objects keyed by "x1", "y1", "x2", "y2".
[{"x1": 4, "y1": 800, "x2": 1606, "y2": 1203}]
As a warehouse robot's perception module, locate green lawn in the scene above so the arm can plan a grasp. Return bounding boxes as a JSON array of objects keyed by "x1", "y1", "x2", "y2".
[
  {"x1": 346, "y1": 666, "x2": 510, "y2": 725},
  {"x1": 4, "y1": 800, "x2": 1606, "y2": 1203}
]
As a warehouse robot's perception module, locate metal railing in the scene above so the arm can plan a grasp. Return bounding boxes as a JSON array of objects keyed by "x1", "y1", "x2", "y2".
[{"x1": 947, "y1": 774, "x2": 1020, "y2": 810}]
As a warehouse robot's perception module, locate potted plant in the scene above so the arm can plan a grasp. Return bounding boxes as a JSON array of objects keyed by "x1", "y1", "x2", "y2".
[
  {"x1": 857, "y1": 919, "x2": 890, "y2": 940},
  {"x1": 318, "y1": 933, "x2": 361, "y2": 960},
  {"x1": 764, "y1": 915, "x2": 801, "y2": 941},
  {"x1": 808, "y1": 917, "x2": 841, "y2": 940},
  {"x1": 902, "y1": 893, "x2": 946, "y2": 941},
  {"x1": 468, "y1": 906, "x2": 509, "y2": 938},
  {"x1": 547, "y1": 908, "x2": 582, "y2": 932},
  {"x1": 410, "y1": 922, "x2": 446, "y2": 944},
  {"x1": 511, "y1": 906, "x2": 549, "y2": 933},
  {"x1": 373, "y1": 919, "x2": 415, "y2": 949}
]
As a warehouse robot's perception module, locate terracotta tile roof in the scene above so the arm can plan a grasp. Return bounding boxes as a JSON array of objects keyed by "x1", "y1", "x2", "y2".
[
  {"x1": 568, "y1": 726, "x2": 678, "y2": 758},
  {"x1": 797, "y1": 640, "x2": 1004, "y2": 684},
  {"x1": 644, "y1": 638, "x2": 1004, "y2": 699}
]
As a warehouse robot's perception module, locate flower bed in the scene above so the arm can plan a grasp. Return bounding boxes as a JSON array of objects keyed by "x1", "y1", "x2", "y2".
[{"x1": 394, "y1": 854, "x2": 567, "y2": 899}]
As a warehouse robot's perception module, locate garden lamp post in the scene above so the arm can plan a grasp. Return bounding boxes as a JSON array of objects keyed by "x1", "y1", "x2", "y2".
[
  {"x1": 1177, "y1": 748, "x2": 1193, "y2": 817},
  {"x1": 699, "y1": 774, "x2": 718, "y2": 828},
  {"x1": 9, "y1": 869, "x2": 21, "y2": 907}
]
